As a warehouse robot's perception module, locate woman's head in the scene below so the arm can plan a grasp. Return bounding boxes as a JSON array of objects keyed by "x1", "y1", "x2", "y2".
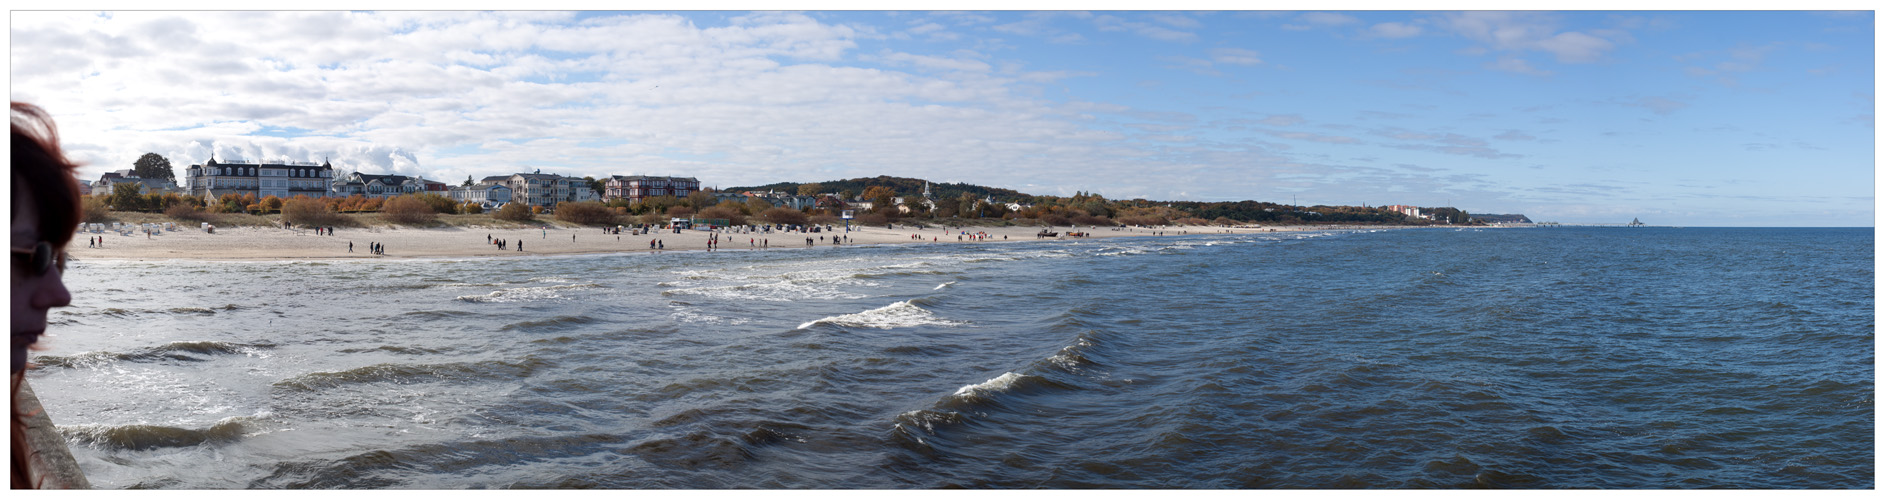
[{"x1": 11, "y1": 102, "x2": 80, "y2": 374}]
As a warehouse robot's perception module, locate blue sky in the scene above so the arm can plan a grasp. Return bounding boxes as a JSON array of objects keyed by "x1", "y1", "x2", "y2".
[{"x1": 9, "y1": 9, "x2": 1874, "y2": 226}]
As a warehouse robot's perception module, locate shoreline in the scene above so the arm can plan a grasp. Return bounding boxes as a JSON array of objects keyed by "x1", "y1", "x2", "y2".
[{"x1": 66, "y1": 223, "x2": 1374, "y2": 262}]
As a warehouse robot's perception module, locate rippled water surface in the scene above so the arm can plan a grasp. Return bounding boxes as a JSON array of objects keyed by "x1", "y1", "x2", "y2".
[{"x1": 31, "y1": 227, "x2": 1874, "y2": 488}]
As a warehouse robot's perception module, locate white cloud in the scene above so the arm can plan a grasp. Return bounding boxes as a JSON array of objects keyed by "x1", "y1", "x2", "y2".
[
  {"x1": 1210, "y1": 48, "x2": 1262, "y2": 66},
  {"x1": 1487, "y1": 56, "x2": 1553, "y2": 76},
  {"x1": 1299, "y1": 12, "x2": 1362, "y2": 27},
  {"x1": 1439, "y1": 12, "x2": 1621, "y2": 64},
  {"x1": 1368, "y1": 22, "x2": 1423, "y2": 38}
]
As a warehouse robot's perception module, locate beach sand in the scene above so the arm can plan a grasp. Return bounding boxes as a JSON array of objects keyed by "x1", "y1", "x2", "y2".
[{"x1": 68, "y1": 222, "x2": 1330, "y2": 261}]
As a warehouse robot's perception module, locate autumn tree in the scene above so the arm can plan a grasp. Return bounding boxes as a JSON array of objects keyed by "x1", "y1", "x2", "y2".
[
  {"x1": 259, "y1": 195, "x2": 285, "y2": 214},
  {"x1": 797, "y1": 182, "x2": 823, "y2": 196},
  {"x1": 414, "y1": 193, "x2": 458, "y2": 215},
  {"x1": 554, "y1": 201, "x2": 619, "y2": 226},
  {"x1": 494, "y1": 202, "x2": 534, "y2": 222},
  {"x1": 685, "y1": 190, "x2": 714, "y2": 209},
  {"x1": 281, "y1": 196, "x2": 344, "y2": 226},
  {"x1": 382, "y1": 195, "x2": 436, "y2": 224},
  {"x1": 761, "y1": 206, "x2": 808, "y2": 226},
  {"x1": 80, "y1": 196, "x2": 111, "y2": 223},
  {"x1": 744, "y1": 197, "x2": 773, "y2": 215},
  {"x1": 861, "y1": 186, "x2": 896, "y2": 214},
  {"x1": 695, "y1": 206, "x2": 740, "y2": 226}
]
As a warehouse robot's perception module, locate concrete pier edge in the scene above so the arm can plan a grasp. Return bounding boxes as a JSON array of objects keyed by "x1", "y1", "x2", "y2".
[{"x1": 14, "y1": 379, "x2": 90, "y2": 489}]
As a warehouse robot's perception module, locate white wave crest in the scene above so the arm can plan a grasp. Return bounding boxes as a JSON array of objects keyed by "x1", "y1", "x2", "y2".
[
  {"x1": 954, "y1": 372, "x2": 1025, "y2": 397},
  {"x1": 935, "y1": 281, "x2": 956, "y2": 290},
  {"x1": 797, "y1": 301, "x2": 966, "y2": 330},
  {"x1": 454, "y1": 283, "x2": 598, "y2": 303}
]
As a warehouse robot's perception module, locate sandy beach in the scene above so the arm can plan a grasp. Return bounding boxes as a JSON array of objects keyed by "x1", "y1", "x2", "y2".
[{"x1": 67, "y1": 222, "x2": 1329, "y2": 261}]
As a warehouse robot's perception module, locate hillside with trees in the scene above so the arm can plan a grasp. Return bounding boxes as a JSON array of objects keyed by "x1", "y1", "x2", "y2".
[{"x1": 723, "y1": 176, "x2": 1033, "y2": 203}]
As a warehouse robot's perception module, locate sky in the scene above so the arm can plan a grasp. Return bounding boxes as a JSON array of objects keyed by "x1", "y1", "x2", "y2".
[{"x1": 8, "y1": 8, "x2": 1876, "y2": 226}]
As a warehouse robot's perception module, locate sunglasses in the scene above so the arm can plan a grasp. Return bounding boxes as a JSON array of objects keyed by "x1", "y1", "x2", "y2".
[{"x1": 11, "y1": 241, "x2": 61, "y2": 276}]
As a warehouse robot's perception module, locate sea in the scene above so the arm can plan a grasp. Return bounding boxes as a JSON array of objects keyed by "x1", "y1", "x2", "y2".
[{"x1": 27, "y1": 227, "x2": 1875, "y2": 488}]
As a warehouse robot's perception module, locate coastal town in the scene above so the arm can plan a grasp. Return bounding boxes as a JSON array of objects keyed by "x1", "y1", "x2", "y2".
[{"x1": 66, "y1": 153, "x2": 1537, "y2": 261}]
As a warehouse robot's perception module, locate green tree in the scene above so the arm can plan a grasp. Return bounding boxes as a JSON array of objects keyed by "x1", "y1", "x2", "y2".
[
  {"x1": 463, "y1": 175, "x2": 474, "y2": 187},
  {"x1": 133, "y1": 153, "x2": 175, "y2": 181},
  {"x1": 901, "y1": 194, "x2": 929, "y2": 217},
  {"x1": 109, "y1": 182, "x2": 146, "y2": 211}
]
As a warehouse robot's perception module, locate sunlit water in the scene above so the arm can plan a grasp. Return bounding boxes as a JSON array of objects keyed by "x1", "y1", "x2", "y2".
[{"x1": 29, "y1": 227, "x2": 1873, "y2": 488}]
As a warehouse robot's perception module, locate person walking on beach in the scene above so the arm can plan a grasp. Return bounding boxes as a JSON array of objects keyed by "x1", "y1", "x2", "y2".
[
  {"x1": 518, "y1": 240, "x2": 523, "y2": 252},
  {"x1": 657, "y1": 240, "x2": 663, "y2": 249},
  {"x1": 650, "y1": 239, "x2": 655, "y2": 249},
  {"x1": 349, "y1": 241, "x2": 353, "y2": 252}
]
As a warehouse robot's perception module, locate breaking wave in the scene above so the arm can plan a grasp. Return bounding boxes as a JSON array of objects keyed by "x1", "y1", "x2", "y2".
[
  {"x1": 797, "y1": 301, "x2": 967, "y2": 330},
  {"x1": 35, "y1": 340, "x2": 274, "y2": 369},
  {"x1": 272, "y1": 357, "x2": 548, "y2": 391},
  {"x1": 61, "y1": 413, "x2": 274, "y2": 450},
  {"x1": 454, "y1": 284, "x2": 600, "y2": 303}
]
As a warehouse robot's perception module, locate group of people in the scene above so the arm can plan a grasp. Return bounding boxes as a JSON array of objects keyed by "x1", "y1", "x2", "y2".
[
  {"x1": 312, "y1": 227, "x2": 335, "y2": 236},
  {"x1": 487, "y1": 234, "x2": 523, "y2": 252}
]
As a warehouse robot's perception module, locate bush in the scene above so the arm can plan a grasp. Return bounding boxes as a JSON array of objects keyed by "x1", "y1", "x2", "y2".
[
  {"x1": 809, "y1": 214, "x2": 840, "y2": 225},
  {"x1": 666, "y1": 206, "x2": 694, "y2": 218},
  {"x1": 855, "y1": 213, "x2": 887, "y2": 225},
  {"x1": 459, "y1": 202, "x2": 484, "y2": 214},
  {"x1": 1071, "y1": 214, "x2": 1114, "y2": 227},
  {"x1": 281, "y1": 197, "x2": 344, "y2": 227},
  {"x1": 80, "y1": 196, "x2": 111, "y2": 223},
  {"x1": 416, "y1": 193, "x2": 459, "y2": 215},
  {"x1": 382, "y1": 196, "x2": 436, "y2": 224},
  {"x1": 493, "y1": 203, "x2": 535, "y2": 222},
  {"x1": 1212, "y1": 217, "x2": 1238, "y2": 226},
  {"x1": 530, "y1": 205, "x2": 544, "y2": 215},
  {"x1": 1040, "y1": 214, "x2": 1072, "y2": 226},
  {"x1": 760, "y1": 207, "x2": 808, "y2": 226},
  {"x1": 259, "y1": 195, "x2": 284, "y2": 214},
  {"x1": 698, "y1": 206, "x2": 747, "y2": 226},
  {"x1": 164, "y1": 204, "x2": 215, "y2": 223},
  {"x1": 554, "y1": 201, "x2": 619, "y2": 226},
  {"x1": 1173, "y1": 217, "x2": 1208, "y2": 226}
]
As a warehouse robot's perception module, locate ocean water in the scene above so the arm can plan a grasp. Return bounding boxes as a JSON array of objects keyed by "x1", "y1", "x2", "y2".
[{"x1": 28, "y1": 227, "x2": 1874, "y2": 488}]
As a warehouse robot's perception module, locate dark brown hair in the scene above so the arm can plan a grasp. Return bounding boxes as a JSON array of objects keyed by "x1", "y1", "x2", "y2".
[
  {"x1": 11, "y1": 101, "x2": 81, "y2": 489},
  {"x1": 11, "y1": 102, "x2": 81, "y2": 249}
]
